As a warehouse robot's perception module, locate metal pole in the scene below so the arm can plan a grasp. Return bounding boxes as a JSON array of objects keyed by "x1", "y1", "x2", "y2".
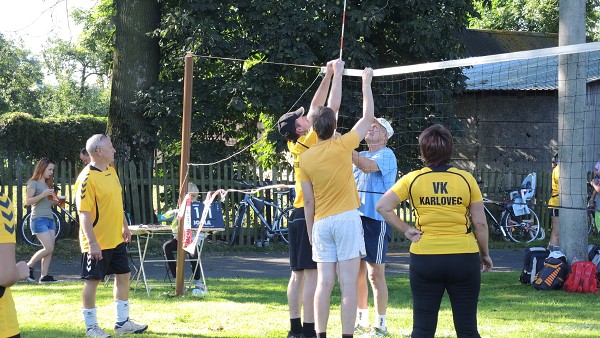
[{"x1": 176, "y1": 52, "x2": 194, "y2": 296}]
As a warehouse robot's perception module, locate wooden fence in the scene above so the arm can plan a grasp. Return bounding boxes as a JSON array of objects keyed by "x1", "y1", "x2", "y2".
[{"x1": 0, "y1": 157, "x2": 589, "y2": 245}]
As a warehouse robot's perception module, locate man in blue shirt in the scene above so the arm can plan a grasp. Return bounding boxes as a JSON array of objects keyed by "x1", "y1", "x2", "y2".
[{"x1": 352, "y1": 117, "x2": 397, "y2": 337}]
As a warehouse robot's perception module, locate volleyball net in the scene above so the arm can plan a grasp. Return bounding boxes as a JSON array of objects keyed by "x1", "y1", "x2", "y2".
[{"x1": 179, "y1": 41, "x2": 600, "y2": 244}]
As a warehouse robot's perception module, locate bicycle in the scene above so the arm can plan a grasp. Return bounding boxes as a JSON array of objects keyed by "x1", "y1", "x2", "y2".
[
  {"x1": 483, "y1": 197, "x2": 542, "y2": 243},
  {"x1": 20, "y1": 197, "x2": 79, "y2": 247},
  {"x1": 228, "y1": 182, "x2": 295, "y2": 246}
]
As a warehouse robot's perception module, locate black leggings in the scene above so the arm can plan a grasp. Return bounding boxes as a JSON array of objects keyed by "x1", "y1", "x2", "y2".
[
  {"x1": 163, "y1": 238, "x2": 200, "y2": 280},
  {"x1": 410, "y1": 253, "x2": 481, "y2": 338}
]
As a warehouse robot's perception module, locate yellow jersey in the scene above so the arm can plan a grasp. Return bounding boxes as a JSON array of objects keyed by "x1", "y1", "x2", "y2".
[
  {"x1": 289, "y1": 128, "x2": 318, "y2": 208},
  {"x1": 75, "y1": 166, "x2": 124, "y2": 252},
  {"x1": 299, "y1": 131, "x2": 360, "y2": 221},
  {"x1": 0, "y1": 192, "x2": 19, "y2": 337},
  {"x1": 390, "y1": 165, "x2": 483, "y2": 255},
  {"x1": 548, "y1": 164, "x2": 559, "y2": 207}
]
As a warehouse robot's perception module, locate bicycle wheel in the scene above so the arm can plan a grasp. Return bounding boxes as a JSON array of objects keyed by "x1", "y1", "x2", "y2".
[
  {"x1": 229, "y1": 203, "x2": 247, "y2": 246},
  {"x1": 504, "y1": 209, "x2": 540, "y2": 243},
  {"x1": 20, "y1": 211, "x2": 62, "y2": 247},
  {"x1": 273, "y1": 206, "x2": 294, "y2": 244}
]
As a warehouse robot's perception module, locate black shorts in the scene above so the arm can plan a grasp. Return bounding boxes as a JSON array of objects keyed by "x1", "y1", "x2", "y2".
[
  {"x1": 288, "y1": 208, "x2": 316, "y2": 271},
  {"x1": 361, "y1": 216, "x2": 391, "y2": 264},
  {"x1": 549, "y1": 208, "x2": 559, "y2": 217},
  {"x1": 80, "y1": 242, "x2": 131, "y2": 280}
]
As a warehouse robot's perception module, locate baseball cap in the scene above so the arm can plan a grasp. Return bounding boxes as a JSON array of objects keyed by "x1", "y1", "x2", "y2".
[
  {"x1": 277, "y1": 107, "x2": 304, "y2": 141},
  {"x1": 376, "y1": 118, "x2": 394, "y2": 139}
]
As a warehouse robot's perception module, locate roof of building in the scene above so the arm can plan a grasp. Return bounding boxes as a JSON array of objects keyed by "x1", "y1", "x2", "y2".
[{"x1": 460, "y1": 29, "x2": 600, "y2": 91}]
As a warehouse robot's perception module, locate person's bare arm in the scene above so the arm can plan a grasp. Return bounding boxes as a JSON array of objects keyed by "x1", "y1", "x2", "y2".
[
  {"x1": 352, "y1": 150, "x2": 380, "y2": 173},
  {"x1": 327, "y1": 59, "x2": 344, "y2": 118},
  {"x1": 79, "y1": 211, "x2": 103, "y2": 260},
  {"x1": 352, "y1": 68, "x2": 375, "y2": 140},
  {"x1": 25, "y1": 186, "x2": 53, "y2": 206},
  {"x1": 301, "y1": 182, "x2": 316, "y2": 245},
  {"x1": 469, "y1": 201, "x2": 493, "y2": 272},
  {"x1": 376, "y1": 190, "x2": 422, "y2": 241},
  {"x1": 307, "y1": 61, "x2": 335, "y2": 122},
  {"x1": 0, "y1": 244, "x2": 29, "y2": 286}
]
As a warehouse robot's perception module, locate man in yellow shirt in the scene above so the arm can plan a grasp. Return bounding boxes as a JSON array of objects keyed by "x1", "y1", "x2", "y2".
[
  {"x1": 277, "y1": 59, "x2": 342, "y2": 338},
  {"x1": 0, "y1": 191, "x2": 30, "y2": 338},
  {"x1": 300, "y1": 66, "x2": 375, "y2": 337},
  {"x1": 75, "y1": 134, "x2": 147, "y2": 337}
]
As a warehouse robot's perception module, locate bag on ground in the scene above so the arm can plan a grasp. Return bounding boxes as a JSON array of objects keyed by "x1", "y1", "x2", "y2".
[
  {"x1": 563, "y1": 261, "x2": 599, "y2": 294},
  {"x1": 532, "y1": 252, "x2": 568, "y2": 290},
  {"x1": 519, "y1": 247, "x2": 549, "y2": 284}
]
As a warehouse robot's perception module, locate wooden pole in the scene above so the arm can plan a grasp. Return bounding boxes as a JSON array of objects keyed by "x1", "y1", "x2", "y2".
[{"x1": 175, "y1": 52, "x2": 194, "y2": 296}]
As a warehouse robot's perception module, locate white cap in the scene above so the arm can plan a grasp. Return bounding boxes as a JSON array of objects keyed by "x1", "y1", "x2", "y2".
[{"x1": 376, "y1": 118, "x2": 394, "y2": 139}]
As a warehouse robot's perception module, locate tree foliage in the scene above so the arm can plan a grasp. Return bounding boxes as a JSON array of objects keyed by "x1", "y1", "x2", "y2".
[
  {"x1": 0, "y1": 34, "x2": 44, "y2": 115},
  {"x1": 145, "y1": 0, "x2": 475, "y2": 170},
  {"x1": 470, "y1": 0, "x2": 600, "y2": 40}
]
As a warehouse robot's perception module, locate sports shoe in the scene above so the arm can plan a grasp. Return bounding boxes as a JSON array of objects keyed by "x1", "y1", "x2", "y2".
[
  {"x1": 194, "y1": 280, "x2": 206, "y2": 291},
  {"x1": 39, "y1": 275, "x2": 58, "y2": 283},
  {"x1": 372, "y1": 327, "x2": 391, "y2": 337},
  {"x1": 354, "y1": 324, "x2": 370, "y2": 335},
  {"x1": 286, "y1": 331, "x2": 303, "y2": 338},
  {"x1": 114, "y1": 319, "x2": 148, "y2": 335},
  {"x1": 86, "y1": 324, "x2": 111, "y2": 338},
  {"x1": 26, "y1": 267, "x2": 35, "y2": 282}
]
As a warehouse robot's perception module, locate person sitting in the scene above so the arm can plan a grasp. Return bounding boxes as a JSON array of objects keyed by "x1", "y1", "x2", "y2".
[{"x1": 161, "y1": 183, "x2": 203, "y2": 290}]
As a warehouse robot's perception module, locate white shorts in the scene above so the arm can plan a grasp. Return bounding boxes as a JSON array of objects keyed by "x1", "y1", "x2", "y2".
[{"x1": 312, "y1": 209, "x2": 366, "y2": 263}]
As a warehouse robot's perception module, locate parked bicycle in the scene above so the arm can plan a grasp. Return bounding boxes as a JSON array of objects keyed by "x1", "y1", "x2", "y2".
[
  {"x1": 20, "y1": 195, "x2": 79, "y2": 246},
  {"x1": 483, "y1": 197, "x2": 542, "y2": 243},
  {"x1": 228, "y1": 182, "x2": 295, "y2": 246},
  {"x1": 481, "y1": 173, "x2": 542, "y2": 243}
]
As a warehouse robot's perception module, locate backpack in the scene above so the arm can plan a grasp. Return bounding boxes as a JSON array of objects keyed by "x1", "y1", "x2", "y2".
[
  {"x1": 519, "y1": 247, "x2": 549, "y2": 284},
  {"x1": 563, "y1": 261, "x2": 599, "y2": 294},
  {"x1": 532, "y1": 254, "x2": 568, "y2": 290}
]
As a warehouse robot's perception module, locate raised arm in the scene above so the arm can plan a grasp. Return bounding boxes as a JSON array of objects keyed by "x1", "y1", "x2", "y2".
[
  {"x1": 351, "y1": 67, "x2": 375, "y2": 140},
  {"x1": 307, "y1": 61, "x2": 335, "y2": 122},
  {"x1": 327, "y1": 59, "x2": 344, "y2": 118}
]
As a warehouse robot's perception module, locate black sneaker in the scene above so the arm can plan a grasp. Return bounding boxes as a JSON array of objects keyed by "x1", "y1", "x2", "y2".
[
  {"x1": 26, "y1": 267, "x2": 35, "y2": 282},
  {"x1": 39, "y1": 275, "x2": 58, "y2": 283}
]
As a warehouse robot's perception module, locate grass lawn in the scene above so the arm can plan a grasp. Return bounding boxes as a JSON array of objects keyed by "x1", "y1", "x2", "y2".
[{"x1": 11, "y1": 270, "x2": 600, "y2": 338}]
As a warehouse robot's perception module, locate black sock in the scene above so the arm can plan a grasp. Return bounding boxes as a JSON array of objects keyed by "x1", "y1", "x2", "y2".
[
  {"x1": 341, "y1": 335, "x2": 353, "y2": 338},
  {"x1": 290, "y1": 318, "x2": 302, "y2": 334},
  {"x1": 317, "y1": 332, "x2": 327, "y2": 338},
  {"x1": 303, "y1": 322, "x2": 316, "y2": 337}
]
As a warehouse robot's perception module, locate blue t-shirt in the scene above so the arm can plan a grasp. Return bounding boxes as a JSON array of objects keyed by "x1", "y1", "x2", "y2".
[{"x1": 353, "y1": 147, "x2": 398, "y2": 221}]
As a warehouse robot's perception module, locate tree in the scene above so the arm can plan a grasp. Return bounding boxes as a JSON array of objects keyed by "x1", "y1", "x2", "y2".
[
  {"x1": 107, "y1": 0, "x2": 161, "y2": 162},
  {"x1": 0, "y1": 33, "x2": 44, "y2": 115},
  {"x1": 146, "y1": 0, "x2": 476, "y2": 171},
  {"x1": 470, "y1": 0, "x2": 600, "y2": 39},
  {"x1": 40, "y1": 38, "x2": 110, "y2": 117}
]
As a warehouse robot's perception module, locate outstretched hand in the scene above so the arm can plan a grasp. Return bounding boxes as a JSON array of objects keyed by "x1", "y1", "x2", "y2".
[{"x1": 332, "y1": 59, "x2": 344, "y2": 76}]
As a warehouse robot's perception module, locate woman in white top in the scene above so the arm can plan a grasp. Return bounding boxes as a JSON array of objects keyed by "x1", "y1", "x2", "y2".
[{"x1": 25, "y1": 158, "x2": 59, "y2": 283}]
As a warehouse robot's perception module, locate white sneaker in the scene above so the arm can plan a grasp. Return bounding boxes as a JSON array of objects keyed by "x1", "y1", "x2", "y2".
[
  {"x1": 86, "y1": 324, "x2": 111, "y2": 338},
  {"x1": 114, "y1": 320, "x2": 148, "y2": 335},
  {"x1": 194, "y1": 280, "x2": 206, "y2": 290}
]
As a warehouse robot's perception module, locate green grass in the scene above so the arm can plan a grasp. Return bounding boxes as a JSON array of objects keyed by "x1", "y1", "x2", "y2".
[{"x1": 10, "y1": 271, "x2": 600, "y2": 338}]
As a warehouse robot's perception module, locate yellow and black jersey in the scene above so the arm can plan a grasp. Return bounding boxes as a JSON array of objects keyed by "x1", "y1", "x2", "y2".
[
  {"x1": 0, "y1": 191, "x2": 20, "y2": 337},
  {"x1": 75, "y1": 166, "x2": 124, "y2": 252},
  {"x1": 289, "y1": 128, "x2": 318, "y2": 208},
  {"x1": 390, "y1": 165, "x2": 483, "y2": 255}
]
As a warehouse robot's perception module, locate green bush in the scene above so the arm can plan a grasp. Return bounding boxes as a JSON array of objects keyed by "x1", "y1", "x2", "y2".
[{"x1": 0, "y1": 112, "x2": 107, "y2": 162}]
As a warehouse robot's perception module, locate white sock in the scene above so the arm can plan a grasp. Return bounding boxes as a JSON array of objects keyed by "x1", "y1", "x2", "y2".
[
  {"x1": 376, "y1": 314, "x2": 387, "y2": 331},
  {"x1": 82, "y1": 308, "x2": 97, "y2": 329},
  {"x1": 115, "y1": 299, "x2": 130, "y2": 324},
  {"x1": 357, "y1": 308, "x2": 369, "y2": 327}
]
